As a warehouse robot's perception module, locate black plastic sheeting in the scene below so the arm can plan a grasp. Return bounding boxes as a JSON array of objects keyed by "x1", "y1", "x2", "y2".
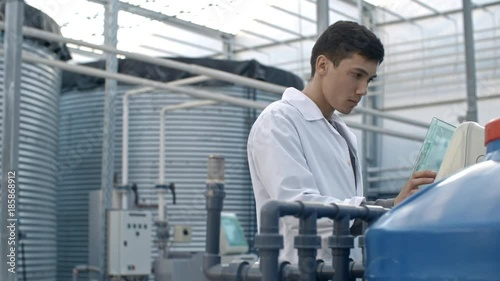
[
  {"x1": 0, "y1": 3, "x2": 71, "y2": 61},
  {"x1": 61, "y1": 57, "x2": 304, "y2": 92}
]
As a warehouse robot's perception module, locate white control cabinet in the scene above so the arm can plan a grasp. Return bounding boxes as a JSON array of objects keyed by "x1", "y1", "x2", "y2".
[{"x1": 107, "y1": 210, "x2": 152, "y2": 276}]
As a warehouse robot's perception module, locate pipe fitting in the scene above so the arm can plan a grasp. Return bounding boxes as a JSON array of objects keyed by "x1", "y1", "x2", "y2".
[
  {"x1": 223, "y1": 261, "x2": 250, "y2": 281},
  {"x1": 205, "y1": 182, "x2": 226, "y2": 210},
  {"x1": 328, "y1": 235, "x2": 354, "y2": 249}
]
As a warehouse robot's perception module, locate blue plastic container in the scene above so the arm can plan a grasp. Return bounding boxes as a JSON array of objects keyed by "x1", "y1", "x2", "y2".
[{"x1": 365, "y1": 118, "x2": 500, "y2": 281}]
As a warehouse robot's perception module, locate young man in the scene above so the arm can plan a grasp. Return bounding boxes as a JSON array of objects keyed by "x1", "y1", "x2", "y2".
[{"x1": 247, "y1": 21, "x2": 436, "y2": 263}]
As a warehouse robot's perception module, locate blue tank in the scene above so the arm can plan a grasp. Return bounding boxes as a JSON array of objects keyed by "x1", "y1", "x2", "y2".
[{"x1": 365, "y1": 118, "x2": 500, "y2": 281}]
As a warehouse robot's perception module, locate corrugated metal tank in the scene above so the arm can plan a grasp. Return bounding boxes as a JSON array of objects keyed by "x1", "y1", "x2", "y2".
[
  {"x1": 56, "y1": 68, "x2": 297, "y2": 281},
  {"x1": 0, "y1": 40, "x2": 61, "y2": 281},
  {"x1": 365, "y1": 118, "x2": 500, "y2": 281}
]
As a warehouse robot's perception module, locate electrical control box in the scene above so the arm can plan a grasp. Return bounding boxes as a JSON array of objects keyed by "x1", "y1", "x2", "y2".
[
  {"x1": 173, "y1": 225, "x2": 192, "y2": 243},
  {"x1": 107, "y1": 210, "x2": 152, "y2": 276}
]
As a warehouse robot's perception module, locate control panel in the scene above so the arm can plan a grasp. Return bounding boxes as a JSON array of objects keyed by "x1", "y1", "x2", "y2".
[{"x1": 107, "y1": 210, "x2": 152, "y2": 276}]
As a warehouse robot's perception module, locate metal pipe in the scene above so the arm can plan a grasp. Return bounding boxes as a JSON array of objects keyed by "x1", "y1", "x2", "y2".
[
  {"x1": 0, "y1": 22, "x2": 490, "y2": 129},
  {"x1": 3, "y1": 50, "x2": 426, "y2": 141},
  {"x1": 72, "y1": 264, "x2": 100, "y2": 281},
  {"x1": 159, "y1": 100, "x2": 218, "y2": 184},
  {"x1": 352, "y1": 106, "x2": 430, "y2": 128},
  {"x1": 1, "y1": 1, "x2": 23, "y2": 281},
  {"x1": 0, "y1": 22, "x2": 286, "y2": 94},
  {"x1": 367, "y1": 166, "x2": 414, "y2": 173},
  {"x1": 368, "y1": 175, "x2": 412, "y2": 182},
  {"x1": 157, "y1": 99, "x2": 218, "y2": 223},
  {"x1": 203, "y1": 156, "x2": 226, "y2": 277},
  {"x1": 462, "y1": 0, "x2": 479, "y2": 122},
  {"x1": 346, "y1": 122, "x2": 425, "y2": 141},
  {"x1": 14, "y1": 50, "x2": 268, "y2": 109}
]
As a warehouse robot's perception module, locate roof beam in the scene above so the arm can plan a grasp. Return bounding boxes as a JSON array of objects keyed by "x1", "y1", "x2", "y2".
[
  {"x1": 253, "y1": 19, "x2": 305, "y2": 37},
  {"x1": 411, "y1": 0, "x2": 455, "y2": 22},
  {"x1": 88, "y1": 0, "x2": 234, "y2": 40},
  {"x1": 233, "y1": 34, "x2": 316, "y2": 54},
  {"x1": 239, "y1": 29, "x2": 281, "y2": 43},
  {"x1": 377, "y1": 1, "x2": 500, "y2": 26},
  {"x1": 305, "y1": 0, "x2": 359, "y2": 21},
  {"x1": 152, "y1": 33, "x2": 221, "y2": 53},
  {"x1": 339, "y1": 0, "x2": 416, "y2": 25},
  {"x1": 270, "y1": 5, "x2": 316, "y2": 24}
]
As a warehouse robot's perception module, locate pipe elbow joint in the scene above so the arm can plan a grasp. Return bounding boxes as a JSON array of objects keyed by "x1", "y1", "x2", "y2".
[{"x1": 260, "y1": 200, "x2": 281, "y2": 229}]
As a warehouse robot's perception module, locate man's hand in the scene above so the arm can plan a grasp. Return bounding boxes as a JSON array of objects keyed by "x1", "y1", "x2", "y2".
[{"x1": 394, "y1": 170, "x2": 437, "y2": 206}]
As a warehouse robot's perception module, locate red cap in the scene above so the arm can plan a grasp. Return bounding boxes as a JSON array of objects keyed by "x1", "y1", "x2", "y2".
[{"x1": 485, "y1": 118, "x2": 500, "y2": 145}]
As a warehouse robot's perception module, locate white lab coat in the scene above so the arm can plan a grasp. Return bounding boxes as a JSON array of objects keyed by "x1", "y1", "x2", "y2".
[{"x1": 247, "y1": 87, "x2": 365, "y2": 264}]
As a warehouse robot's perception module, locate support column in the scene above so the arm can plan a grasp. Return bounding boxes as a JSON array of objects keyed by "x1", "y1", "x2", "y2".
[
  {"x1": 462, "y1": 0, "x2": 478, "y2": 122},
  {"x1": 99, "y1": 0, "x2": 119, "y2": 279},
  {"x1": 316, "y1": 0, "x2": 329, "y2": 36},
  {"x1": 222, "y1": 34, "x2": 235, "y2": 60},
  {"x1": 1, "y1": 1, "x2": 23, "y2": 281}
]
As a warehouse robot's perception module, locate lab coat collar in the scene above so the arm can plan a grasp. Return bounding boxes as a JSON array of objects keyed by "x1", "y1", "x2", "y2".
[
  {"x1": 282, "y1": 87, "x2": 325, "y2": 121},
  {"x1": 282, "y1": 87, "x2": 347, "y2": 126}
]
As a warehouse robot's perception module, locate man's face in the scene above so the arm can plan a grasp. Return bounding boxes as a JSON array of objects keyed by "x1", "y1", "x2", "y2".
[{"x1": 318, "y1": 53, "x2": 378, "y2": 114}]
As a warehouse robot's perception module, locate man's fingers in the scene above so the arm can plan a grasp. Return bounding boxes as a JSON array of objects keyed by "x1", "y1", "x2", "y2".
[
  {"x1": 410, "y1": 177, "x2": 435, "y2": 188},
  {"x1": 411, "y1": 169, "x2": 437, "y2": 179}
]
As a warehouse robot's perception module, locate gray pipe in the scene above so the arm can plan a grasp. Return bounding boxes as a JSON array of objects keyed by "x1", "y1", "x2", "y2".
[
  {"x1": 330, "y1": 216, "x2": 352, "y2": 281},
  {"x1": 240, "y1": 263, "x2": 262, "y2": 281},
  {"x1": 255, "y1": 201, "x2": 299, "y2": 281},
  {"x1": 350, "y1": 261, "x2": 365, "y2": 279},
  {"x1": 203, "y1": 156, "x2": 226, "y2": 279},
  {"x1": 295, "y1": 205, "x2": 320, "y2": 281},
  {"x1": 255, "y1": 201, "x2": 388, "y2": 281},
  {"x1": 280, "y1": 260, "x2": 362, "y2": 281},
  {"x1": 204, "y1": 199, "x2": 388, "y2": 281}
]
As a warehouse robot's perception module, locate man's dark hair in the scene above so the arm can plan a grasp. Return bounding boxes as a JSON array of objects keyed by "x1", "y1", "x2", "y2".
[{"x1": 310, "y1": 21, "x2": 384, "y2": 78}]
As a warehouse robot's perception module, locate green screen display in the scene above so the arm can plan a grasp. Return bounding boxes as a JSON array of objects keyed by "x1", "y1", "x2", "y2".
[
  {"x1": 414, "y1": 118, "x2": 456, "y2": 173},
  {"x1": 221, "y1": 214, "x2": 248, "y2": 247}
]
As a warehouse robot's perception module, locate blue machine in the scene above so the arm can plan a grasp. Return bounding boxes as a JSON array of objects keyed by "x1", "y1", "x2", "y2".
[{"x1": 365, "y1": 118, "x2": 500, "y2": 281}]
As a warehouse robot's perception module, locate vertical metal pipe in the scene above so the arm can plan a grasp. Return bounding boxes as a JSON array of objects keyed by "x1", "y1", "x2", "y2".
[
  {"x1": 99, "y1": 0, "x2": 119, "y2": 279},
  {"x1": 462, "y1": 0, "x2": 478, "y2": 122},
  {"x1": 159, "y1": 107, "x2": 166, "y2": 185},
  {"x1": 204, "y1": 156, "x2": 225, "y2": 263},
  {"x1": 121, "y1": 94, "x2": 128, "y2": 185},
  {"x1": 316, "y1": 0, "x2": 329, "y2": 36},
  {"x1": 1, "y1": 1, "x2": 23, "y2": 281}
]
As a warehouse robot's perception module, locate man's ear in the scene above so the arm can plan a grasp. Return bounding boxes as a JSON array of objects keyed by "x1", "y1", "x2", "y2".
[{"x1": 315, "y1": 55, "x2": 329, "y2": 76}]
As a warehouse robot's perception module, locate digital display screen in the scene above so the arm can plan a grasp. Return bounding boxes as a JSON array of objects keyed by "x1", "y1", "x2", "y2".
[
  {"x1": 221, "y1": 215, "x2": 247, "y2": 247},
  {"x1": 414, "y1": 118, "x2": 456, "y2": 173}
]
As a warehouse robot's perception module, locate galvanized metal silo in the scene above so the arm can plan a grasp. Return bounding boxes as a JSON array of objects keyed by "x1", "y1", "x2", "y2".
[
  {"x1": 0, "y1": 40, "x2": 63, "y2": 281},
  {"x1": 0, "y1": 5, "x2": 70, "y2": 281},
  {"x1": 57, "y1": 58, "x2": 303, "y2": 280}
]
